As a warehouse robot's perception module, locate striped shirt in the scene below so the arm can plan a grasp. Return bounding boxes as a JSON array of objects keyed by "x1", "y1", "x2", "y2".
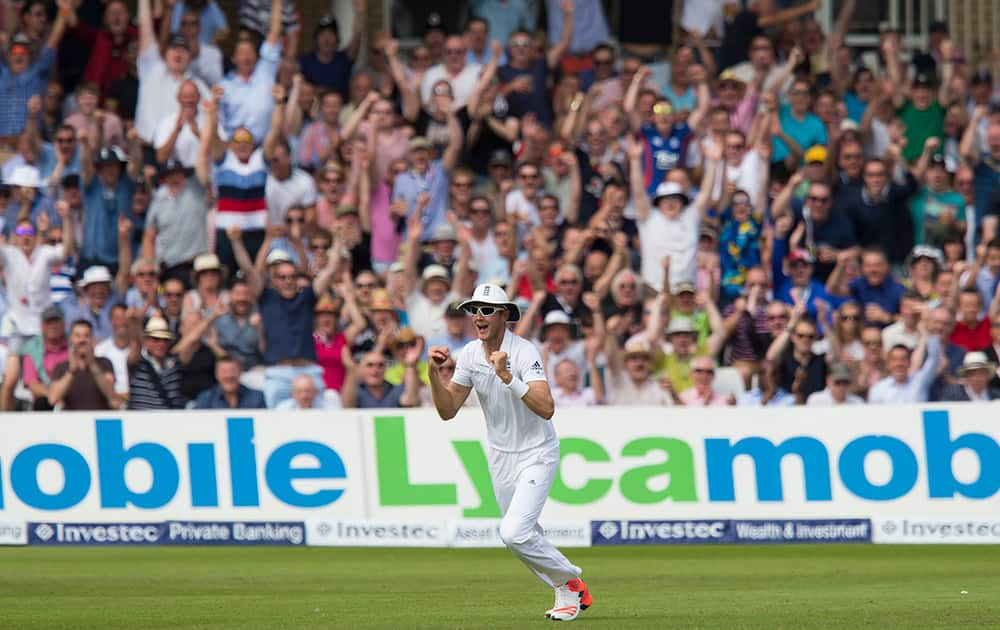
[
  {"x1": 214, "y1": 149, "x2": 268, "y2": 231},
  {"x1": 127, "y1": 351, "x2": 186, "y2": 410}
]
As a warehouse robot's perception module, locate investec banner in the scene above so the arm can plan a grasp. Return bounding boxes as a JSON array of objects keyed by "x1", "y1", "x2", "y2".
[{"x1": 0, "y1": 405, "x2": 998, "y2": 528}]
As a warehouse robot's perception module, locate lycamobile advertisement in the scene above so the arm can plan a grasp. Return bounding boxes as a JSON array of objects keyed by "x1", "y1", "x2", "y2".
[{"x1": 0, "y1": 405, "x2": 998, "y2": 526}]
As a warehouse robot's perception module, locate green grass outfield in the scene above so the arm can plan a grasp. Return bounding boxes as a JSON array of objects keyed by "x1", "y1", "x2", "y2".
[{"x1": 2, "y1": 545, "x2": 999, "y2": 629}]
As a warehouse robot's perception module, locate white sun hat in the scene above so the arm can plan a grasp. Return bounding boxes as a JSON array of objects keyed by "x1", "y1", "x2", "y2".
[{"x1": 459, "y1": 283, "x2": 521, "y2": 322}]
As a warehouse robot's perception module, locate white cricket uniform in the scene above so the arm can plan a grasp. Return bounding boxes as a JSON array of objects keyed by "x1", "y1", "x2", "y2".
[{"x1": 452, "y1": 331, "x2": 582, "y2": 587}]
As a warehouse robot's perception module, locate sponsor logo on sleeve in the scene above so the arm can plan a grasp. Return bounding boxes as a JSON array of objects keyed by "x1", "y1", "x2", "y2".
[
  {"x1": 874, "y1": 518, "x2": 1000, "y2": 544},
  {"x1": 29, "y1": 522, "x2": 166, "y2": 545},
  {"x1": 732, "y1": 519, "x2": 871, "y2": 543},
  {"x1": 0, "y1": 521, "x2": 28, "y2": 545},
  {"x1": 592, "y1": 520, "x2": 732, "y2": 545}
]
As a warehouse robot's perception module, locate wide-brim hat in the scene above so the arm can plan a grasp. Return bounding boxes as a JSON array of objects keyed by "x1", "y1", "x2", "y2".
[
  {"x1": 143, "y1": 317, "x2": 175, "y2": 340},
  {"x1": 6, "y1": 165, "x2": 41, "y2": 188},
  {"x1": 368, "y1": 288, "x2": 395, "y2": 312},
  {"x1": 459, "y1": 283, "x2": 520, "y2": 322},
  {"x1": 906, "y1": 245, "x2": 944, "y2": 268},
  {"x1": 665, "y1": 316, "x2": 696, "y2": 336},
  {"x1": 421, "y1": 264, "x2": 452, "y2": 288},
  {"x1": 957, "y1": 351, "x2": 997, "y2": 376},
  {"x1": 78, "y1": 265, "x2": 113, "y2": 288}
]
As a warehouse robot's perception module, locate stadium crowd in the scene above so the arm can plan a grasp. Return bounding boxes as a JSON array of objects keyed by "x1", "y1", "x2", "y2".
[{"x1": 1, "y1": 0, "x2": 999, "y2": 412}]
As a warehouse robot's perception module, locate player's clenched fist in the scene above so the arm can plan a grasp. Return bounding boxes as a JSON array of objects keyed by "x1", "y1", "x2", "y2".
[
  {"x1": 428, "y1": 346, "x2": 450, "y2": 369},
  {"x1": 489, "y1": 351, "x2": 512, "y2": 383}
]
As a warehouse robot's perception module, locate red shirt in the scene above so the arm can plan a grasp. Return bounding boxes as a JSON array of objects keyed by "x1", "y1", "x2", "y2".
[
  {"x1": 76, "y1": 24, "x2": 139, "y2": 99},
  {"x1": 950, "y1": 318, "x2": 991, "y2": 352},
  {"x1": 314, "y1": 332, "x2": 346, "y2": 392}
]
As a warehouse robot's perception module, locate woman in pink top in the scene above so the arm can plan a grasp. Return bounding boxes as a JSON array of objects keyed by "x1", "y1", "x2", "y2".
[{"x1": 313, "y1": 289, "x2": 367, "y2": 392}]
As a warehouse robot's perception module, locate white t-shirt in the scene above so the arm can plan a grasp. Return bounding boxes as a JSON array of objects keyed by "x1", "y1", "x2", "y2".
[
  {"x1": 190, "y1": 43, "x2": 224, "y2": 87},
  {"x1": 452, "y1": 332, "x2": 557, "y2": 452},
  {"x1": 136, "y1": 45, "x2": 210, "y2": 142},
  {"x1": 724, "y1": 149, "x2": 763, "y2": 206},
  {"x1": 95, "y1": 337, "x2": 131, "y2": 395},
  {"x1": 638, "y1": 204, "x2": 700, "y2": 291},
  {"x1": 0, "y1": 243, "x2": 63, "y2": 335},
  {"x1": 406, "y1": 289, "x2": 457, "y2": 340},
  {"x1": 265, "y1": 168, "x2": 318, "y2": 225},
  {"x1": 154, "y1": 111, "x2": 206, "y2": 167},
  {"x1": 806, "y1": 388, "x2": 865, "y2": 406},
  {"x1": 419, "y1": 63, "x2": 482, "y2": 109}
]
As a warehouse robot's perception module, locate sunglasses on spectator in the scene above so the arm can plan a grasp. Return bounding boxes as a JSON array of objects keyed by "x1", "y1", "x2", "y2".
[
  {"x1": 692, "y1": 368, "x2": 714, "y2": 374},
  {"x1": 444, "y1": 48, "x2": 465, "y2": 56},
  {"x1": 275, "y1": 273, "x2": 296, "y2": 281},
  {"x1": 841, "y1": 152, "x2": 862, "y2": 160},
  {"x1": 794, "y1": 331, "x2": 816, "y2": 340},
  {"x1": 767, "y1": 313, "x2": 788, "y2": 321},
  {"x1": 557, "y1": 278, "x2": 579, "y2": 285},
  {"x1": 364, "y1": 361, "x2": 387, "y2": 368},
  {"x1": 310, "y1": 242, "x2": 330, "y2": 250},
  {"x1": 452, "y1": 180, "x2": 473, "y2": 188},
  {"x1": 807, "y1": 195, "x2": 830, "y2": 203},
  {"x1": 863, "y1": 340, "x2": 882, "y2": 347},
  {"x1": 14, "y1": 225, "x2": 35, "y2": 237},
  {"x1": 56, "y1": 136, "x2": 75, "y2": 144},
  {"x1": 356, "y1": 282, "x2": 376, "y2": 289},
  {"x1": 135, "y1": 270, "x2": 157, "y2": 277},
  {"x1": 518, "y1": 171, "x2": 540, "y2": 179},
  {"x1": 286, "y1": 217, "x2": 304, "y2": 225},
  {"x1": 463, "y1": 305, "x2": 502, "y2": 316},
  {"x1": 324, "y1": 177, "x2": 343, "y2": 185},
  {"x1": 726, "y1": 142, "x2": 745, "y2": 150},
  {"x1": 470, "y1": 206, "x2": 491, "y2": 214},
  {"x1": 181, "y1": 19, "x2": 199, "y2": 27},
  {"x1": 164, "y1": 291, "x2": 184, "y2": 298},
  {"x1": 841, "y1": 313, "x2": 860, "y2": 321},
  {"x1": 510, "y1": 38, "x2": 531, "y2": 48},
  {"x1": 732, "y1": 196, "x2": 751, "y2": 206},
  {"x1": 540, "y1": 203, "x2": 559, "y2": 211}
]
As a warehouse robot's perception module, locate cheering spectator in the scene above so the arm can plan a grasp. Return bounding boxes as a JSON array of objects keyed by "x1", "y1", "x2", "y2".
[
  {"x1": 142, "y1": 158, "x2": 209, "y2": 284},
  {"x1": 47, "y1": 319, "x2": 118, "y2": 410},
  {"x1": 95, "y1": 303, "x2": 132, "y2": 400},
  {"x1": 950, "y1": 288, "x2": 992, "y2": 352},
  {"x1": 299, "y1": 3, "x2": 365, "y2": 98},
  {"x1": 868, "y1": 328, "x2": 942, "y2": 404},
  {"x1": 229, "y1": 217, "x2": 340, "y2": 408},
  {"x1": 0, "y1": 10, "x2": 69, "y2": 143},
  {"x1": 175, "y1": 6, "x2": 224, "y2": 87},
  {"x1": 603, "y1": 337, "x2": 673, "y2": 405},
  {"x1": 738, "y1": 359, "x2": 796, "y2": 407},
  {"x1": 218, "y1": 0, "x2": 284, "y2": 141},
  {"x1": 71, "y1": 0, "x2": 137, "y2": 100},
  {"x1": 154, "y1": 81, "x2": 204, "y2": 168},
  {"x1": 275, "y1": 372, "x2": 340, "y2": 409},
  {"x1": 935, "y1": 352, "x2": 1000, "y2": 402}
]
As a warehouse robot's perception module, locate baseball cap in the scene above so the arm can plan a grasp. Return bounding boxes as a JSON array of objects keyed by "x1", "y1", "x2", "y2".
[
  {"x1": 805, "y1": 145, "x2": 828, "y2": 165},
  {"x1": 161, "y1": 158, "x2": 186, "y2": 175},
  {"x1": 421, "y1": 264, "x2": 451, "y2": 287},
  {"x1": 265, "y1": 249, "x2": 293, "y2": 266},
  {"x1": 971, "y1": 69, "x2": 993, "y2": 86},
  {"x1": 335, "y1": 203, "x2": 359, "y2": 218},
  {"x1": 488, "y1": 148, "x2": 513, "y2": 168},
  {"x1": 829, "y1": 362, "x2": 853, "y2": 382},
  {"x1": 717, "y1": 69, "x2": 745, "y2": 86},
  {"x1": 408, "y1": 136, "x2": 433, "y2": 153},
  {"x1": 425, "y1": 12, "x2": 444, "y2": 33},
  {"x1": 913, "y1": 72, "x2": 936, "y2": 88},
  {"x1": 672, "y1": 281, "x2": 696, "y2": 295},
  {"x1": 166, "y1": 34, "x2": 190, "y2": 51},
  {"x1": 41, "y1": 305, "x2": 64, "y2": 321},
  {"x1": 786, "y1": 248, "x2": 815, "y2": 264},
  {"x1": 9, "y1": 33, "x2": 31, "y2": 55},
  {"x1": 623, "y1": 337, "x2": 652, "y2": 358},
  {"x1": 95, "y1": 146, "x2": 127, "y2": 165}
]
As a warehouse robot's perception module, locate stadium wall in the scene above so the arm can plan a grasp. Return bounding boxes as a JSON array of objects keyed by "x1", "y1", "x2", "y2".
[{"x1": 1, "y1": 404, "x2": 998, "y2": 546}]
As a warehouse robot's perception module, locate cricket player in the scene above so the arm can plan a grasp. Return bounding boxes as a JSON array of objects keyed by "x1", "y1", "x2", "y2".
[{"x1": 427, "y1": 283, "x2": 592, "y2": 621}]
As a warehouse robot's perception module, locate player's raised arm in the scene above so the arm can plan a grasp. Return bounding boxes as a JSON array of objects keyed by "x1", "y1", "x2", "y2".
[{"x1": 428, "y1": 346, "x2": 471, "y2": 420}]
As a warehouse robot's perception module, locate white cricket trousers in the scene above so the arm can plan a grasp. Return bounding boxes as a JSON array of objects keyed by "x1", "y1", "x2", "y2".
[{"x1": 489, "y1": 442, "x2": 582, "y2": 587}]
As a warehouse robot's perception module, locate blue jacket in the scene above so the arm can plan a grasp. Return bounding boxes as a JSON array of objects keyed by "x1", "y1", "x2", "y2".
[{"x1": 194, "y1": 384, "x2": 266, "y2": 410}]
